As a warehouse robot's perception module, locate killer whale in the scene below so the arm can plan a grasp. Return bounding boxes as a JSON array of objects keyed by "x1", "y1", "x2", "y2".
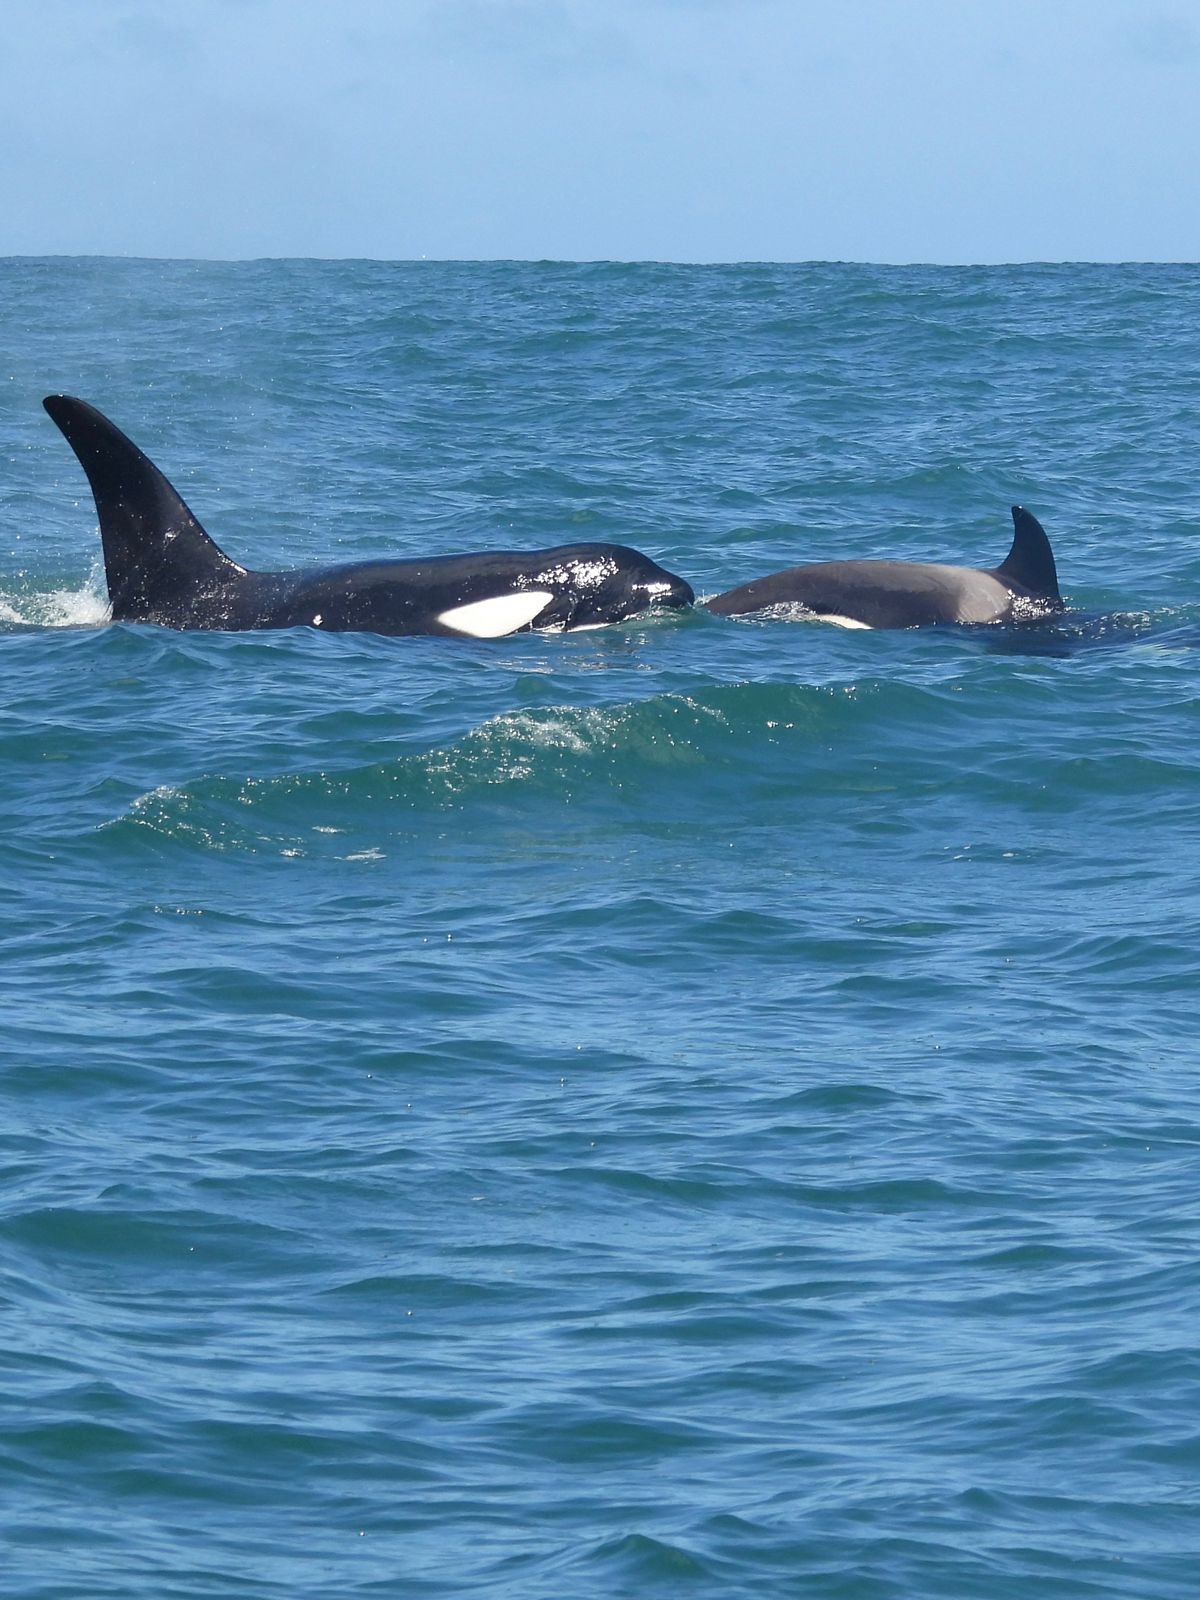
[
  {"x1": 42, "y1": 396, "x2": 694, "y2": 638},
  {"x1": 707, "y1": 506, "x2": 1063, "y2": 629}
]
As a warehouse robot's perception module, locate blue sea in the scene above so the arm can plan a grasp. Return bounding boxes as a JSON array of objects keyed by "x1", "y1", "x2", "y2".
[{"x1": 3, "y1": 259, "x2": 1199, "y2": 1599}]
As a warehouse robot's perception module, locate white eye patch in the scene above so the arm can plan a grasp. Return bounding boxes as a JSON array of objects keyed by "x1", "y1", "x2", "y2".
[{"x1": 436, "y1": 590, "x2": 555, "y2": 638}]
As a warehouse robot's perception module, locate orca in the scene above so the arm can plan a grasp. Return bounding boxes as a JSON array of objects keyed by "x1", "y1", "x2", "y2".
[
  {"x1": 42, "y1": 395, "x2": 694, "y2": 638},
  {"x1": 706, "y1": 507, "x2": 1063, "y2": 629}
]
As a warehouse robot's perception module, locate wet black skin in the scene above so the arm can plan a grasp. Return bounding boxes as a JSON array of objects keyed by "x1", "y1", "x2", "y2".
[{"x1": 43, "y1": 395, "x2": 694, "y2": 637}]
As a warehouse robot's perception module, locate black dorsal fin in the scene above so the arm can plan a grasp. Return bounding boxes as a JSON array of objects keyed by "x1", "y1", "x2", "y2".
[
  {"x1": 43, "y1": 395, "x2": 245, "y2": 622},
  {"x1": 993, "y1": 505, "x2": 1062, "y2": 606}
]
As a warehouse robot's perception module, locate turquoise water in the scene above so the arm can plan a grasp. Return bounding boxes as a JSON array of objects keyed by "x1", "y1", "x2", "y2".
[{"x1": 3, "y1": 259, "x2": 1199, "y2": 1598}]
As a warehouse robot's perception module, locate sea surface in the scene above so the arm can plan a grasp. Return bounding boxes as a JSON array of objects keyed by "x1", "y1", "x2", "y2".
[{"x1": 2, "y1": 258, "x2": 1199, "y2": 1599}]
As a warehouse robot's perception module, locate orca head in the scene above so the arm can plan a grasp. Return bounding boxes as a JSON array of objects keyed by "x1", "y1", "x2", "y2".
[{"x1": 538, "y1": 545, "x2": 694, "y2": 630}]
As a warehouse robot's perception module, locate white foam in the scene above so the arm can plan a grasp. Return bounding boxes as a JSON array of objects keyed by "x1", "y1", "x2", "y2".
[
  {"x1": 705, "y1": 596, "x2": 875, "y2": 630},
  {"x1": 0, "y1": 579, "x2": 111, "y2": 629},
  {"x1": 437, "y1": 589, "x2": 554, "y2": 638}
]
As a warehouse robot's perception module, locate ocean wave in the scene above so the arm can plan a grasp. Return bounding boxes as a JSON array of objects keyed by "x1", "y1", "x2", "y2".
[
  {"x1": 91, "y1": 650, "x2": 1200, "y2": 860},
  {"x1": 100, "y1": 679, "x2": 953, "y2": 854}
]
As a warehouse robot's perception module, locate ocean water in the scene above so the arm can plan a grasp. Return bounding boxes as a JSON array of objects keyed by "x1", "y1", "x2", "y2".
[{"x1": 2, "y1": 258, "x2": 1199, "y2": 1599}]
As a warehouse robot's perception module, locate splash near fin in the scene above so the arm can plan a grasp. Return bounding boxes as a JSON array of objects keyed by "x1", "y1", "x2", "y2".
[
  {"x1": 436, "y1": 590, "x2": 554, "y2": 638},
  {"x1": 43, "y1": 395, "x2": 245, "y2": 623},
  {"x1": 994, "y1": 505, "x2": 1062, "y2": 606}
]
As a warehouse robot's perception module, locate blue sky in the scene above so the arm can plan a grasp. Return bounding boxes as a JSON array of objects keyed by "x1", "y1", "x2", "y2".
[{"x1": 3, "y1": 0, "x2": 1199, "y2": 262}]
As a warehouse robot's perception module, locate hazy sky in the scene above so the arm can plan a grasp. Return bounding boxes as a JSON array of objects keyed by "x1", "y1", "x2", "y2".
[{"x1": 3, "y1": 0, "x2": 1199, "y2": 262}]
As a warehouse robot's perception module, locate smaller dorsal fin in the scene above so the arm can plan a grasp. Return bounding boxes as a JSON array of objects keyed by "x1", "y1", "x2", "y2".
[
  {"x1": 993, "y1": 505, "x2": 1062, "y2": 606},
  {"x1": 43, "y1": 395, "x2": 245, "y2": 623}
]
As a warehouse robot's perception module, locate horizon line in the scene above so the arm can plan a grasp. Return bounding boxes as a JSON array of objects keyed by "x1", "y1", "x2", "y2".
[{"x1": 2, "y1": 252, "x2": 1198, "y2": 269}]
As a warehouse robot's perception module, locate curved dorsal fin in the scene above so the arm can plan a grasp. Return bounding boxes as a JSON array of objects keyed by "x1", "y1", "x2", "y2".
[
  {"x1": 43, "y1": 395, "x2": 245, "y2": 622},
  {"x1": 993, "y1": 505, "x2": 1062, "y2": 605}
]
